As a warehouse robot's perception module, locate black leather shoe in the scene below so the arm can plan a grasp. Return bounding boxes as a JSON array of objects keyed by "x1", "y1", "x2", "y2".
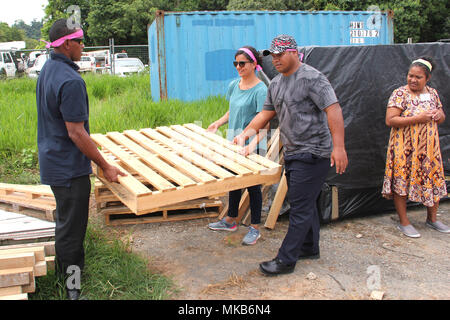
[
  {"x1": 298, "y1": 252, "x2": 320, "y2": 260},
  {"x1": 259, "y1": 258, "x2": 295, "y2": 276},
  {"x1": 66, "y1": 289, "x2": 81, "y2": 300}
]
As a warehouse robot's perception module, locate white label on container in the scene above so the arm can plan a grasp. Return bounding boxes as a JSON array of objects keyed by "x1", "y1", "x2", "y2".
[
  {"x1": 350, "y1": 29, "x2": 379, "y2": 37},
  {"x1": 350, "y1": 38, "x2": 365, "y2": 44},
  {"x1": 350, "y1": 21, "x2": 364, "y2": 29}
]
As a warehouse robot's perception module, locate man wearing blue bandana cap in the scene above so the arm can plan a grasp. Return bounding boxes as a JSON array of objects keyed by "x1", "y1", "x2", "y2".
[{"x1": 234, "y1": 34, "x2": 348, "y2": 276}]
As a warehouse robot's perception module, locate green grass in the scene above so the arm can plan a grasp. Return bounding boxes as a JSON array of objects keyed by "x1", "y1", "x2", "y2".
[
  {"x1": 0, "y1": 72, "x2": 228, "y2": 183},
  {"x1": 30, "y1": 223, "x2": 176, "y2": 300},
  {"x1": 0, "y1": 73, "x2": 228, "y2": 300}
]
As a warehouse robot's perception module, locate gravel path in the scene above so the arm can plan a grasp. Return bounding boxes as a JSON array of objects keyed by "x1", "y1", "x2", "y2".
[{"x1": 105, "y1": 200, "x2": 450, "y2": 300}]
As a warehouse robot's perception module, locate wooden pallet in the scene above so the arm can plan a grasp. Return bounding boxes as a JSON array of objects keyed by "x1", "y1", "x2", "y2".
[
  {"x1": 0, "y1": 241, "x2": 55, "y2": 300},
  {"x1": 100, "y1": 199, "x2": 223, "y2": 226},
  {"x1": 91, "y1": 123, "x2": 282, "y2": 215},
  {"x1": 96, "y1": 182, "x2": 222, "y2": 225},
  {"x1": 0, "y1": 183, "x2": 56, "y2": 222}
]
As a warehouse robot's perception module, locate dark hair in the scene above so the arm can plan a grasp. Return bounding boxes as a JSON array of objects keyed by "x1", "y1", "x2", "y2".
[
  {"x1": 49, "y1": 19, "x2": 77, "y2": 42},
  {"x1": 410, "y1": 56, "x2": 435, "y2": 79},
  {"x1": 235, "y1": 46, "x2": 262, "y2": 69}
]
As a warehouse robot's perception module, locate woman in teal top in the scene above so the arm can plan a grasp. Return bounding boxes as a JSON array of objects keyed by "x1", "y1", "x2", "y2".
[{"x1": 207, "y1": 46, "x2": 268, "y2": 245}]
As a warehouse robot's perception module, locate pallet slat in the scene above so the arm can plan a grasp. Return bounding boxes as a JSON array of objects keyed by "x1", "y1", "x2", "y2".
[
  {"x1": 142, "y1": 128, "x2": 235, "y2": 179},
  {"x1": 92, "y1": 134, "x2": 176, "y2": 191},
  {"x1": 124, "y1": 129, "x2": 216, "y2": 183},
  {"x1": 107, "y1": 131, "x2": 197, "y2": 187},
  {"x1": 172, "y1": 125, "x2": 267, "y2": 172},
  {"x1": 158, "y1": 126, "x2": 253, "y2": 176}
]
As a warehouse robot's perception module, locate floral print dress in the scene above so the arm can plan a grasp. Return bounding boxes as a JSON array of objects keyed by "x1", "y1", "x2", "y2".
[{"x1": 382, "y1": 85, "x2": 447, "y2": 207}]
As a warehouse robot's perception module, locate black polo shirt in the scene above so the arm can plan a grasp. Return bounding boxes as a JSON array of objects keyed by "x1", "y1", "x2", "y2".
[{"x1": 36, "y1": 52, "x2": 92, "y2": 187}]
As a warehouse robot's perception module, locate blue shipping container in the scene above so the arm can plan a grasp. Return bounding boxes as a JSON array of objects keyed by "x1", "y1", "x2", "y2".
[{"x1": 148, "y1": 10, "x2": 394, "y2": 102}]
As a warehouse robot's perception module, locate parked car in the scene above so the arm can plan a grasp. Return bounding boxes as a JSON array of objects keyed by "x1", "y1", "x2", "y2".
[
  {"x1": 26, "y1": 51, "x2": 46, "y2": 68},
  {"x1": 112, "y1": 58, "x2": 145, "y2": 76},
  {"x1": 114, "y1": 52, "x2": 128, "y2": 59},
  {"x1": 75, "y1": 56, "x2": 96, "y2": 73},
  {"x1": 0, "y1": 51, "x2": 17, "y2": 78},
  {"x1": 26, "y1": 54, "x2": 49, "y2": 78}
]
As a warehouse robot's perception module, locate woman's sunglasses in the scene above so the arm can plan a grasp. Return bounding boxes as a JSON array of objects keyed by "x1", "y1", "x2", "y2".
[{"x1": 233, "y1": 60, "x2": 252, "y2": 68}]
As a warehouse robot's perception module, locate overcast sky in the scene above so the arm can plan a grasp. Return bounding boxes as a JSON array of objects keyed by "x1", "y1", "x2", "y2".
[{"x1": 0, "y1": 0, "x2": 49, "y2": 25}]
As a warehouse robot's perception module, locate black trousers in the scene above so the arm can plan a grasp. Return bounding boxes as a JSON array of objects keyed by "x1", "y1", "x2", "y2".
[
  {"x1": 276, "y1": 153, "x2": 330, "y2": 265},
  {"x1": 227, "y1": 185, "x2": 262, "y2": 225},
  {"x1": 51, "y1": 175, "x2": 91, "y2": 278}
]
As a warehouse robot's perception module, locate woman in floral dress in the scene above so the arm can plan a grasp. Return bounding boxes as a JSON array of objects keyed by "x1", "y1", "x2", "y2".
[{"x1": 382, "y1": 56, "x2": 448, "y2": 238}]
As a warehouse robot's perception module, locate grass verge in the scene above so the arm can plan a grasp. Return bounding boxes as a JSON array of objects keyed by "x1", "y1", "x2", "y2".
[{"x1": 29, "y1": 222, "x2": 176, "y2": 300}]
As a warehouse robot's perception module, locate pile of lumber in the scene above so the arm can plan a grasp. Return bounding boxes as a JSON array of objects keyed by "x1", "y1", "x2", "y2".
[
  {"x1": 0, "y1": 241, "x2": 55, "y2": 300},
  {"x1": 0, "y1": 211, "x2": 55, "y2": 245},
  {"x1": 91, "y1": 123, "x2": 282, "y2": 224}
]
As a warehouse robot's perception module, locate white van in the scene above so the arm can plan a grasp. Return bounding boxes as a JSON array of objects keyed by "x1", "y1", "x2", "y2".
[{"x1": 0, "y1": 51, "x2": 17, "y2": 78}]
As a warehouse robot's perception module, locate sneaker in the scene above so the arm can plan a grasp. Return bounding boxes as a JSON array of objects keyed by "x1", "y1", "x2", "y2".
[
  {"x1": 397, "y1": 224, "x2": 421, "y2": 238},
  {"x1": 208, "y1": 218, "x2": 237, "y2": 232},
  {"x1": 425, "y1": 220, "x2": 450, "y2": 233},
  {"x1": 242, "y1": 226, "x2": 261, "y2": 245}
]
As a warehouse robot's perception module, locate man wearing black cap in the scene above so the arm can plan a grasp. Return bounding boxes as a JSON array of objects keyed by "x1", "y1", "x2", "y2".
[
  {"x1": 37, "y1": 19, "x2": 125, "y2": 299},
  {"x1": 234, "y1": 34, "x2": 348, "y2": 276}
]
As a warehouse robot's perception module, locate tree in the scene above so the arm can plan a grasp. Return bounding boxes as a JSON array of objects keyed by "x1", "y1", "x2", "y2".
[
  {"x1": 87, "y1": 0, "x2": 136, "y2": 45},
  {"x1": 173, "y1": 0, "x2": 228, "y2": 11},
  {"x1": 0, "y1": 23, "x2": 25, "y2": 42},
  {"x1": 227, "y1": 0, "x2": 287, "y2": 10},
  {"x1": 13, "y1": 19, "x2": 43, "y2": 40},
  {"x1": 377, "y1": 0, "x2": 426, "y2": 43},
  {"x1": 419, "y1": 0, "x2": 449, "y2": 41},
  {"x1": 39, "y1": 0, "x2": 448, "y2": 46},
  {"x1": 42, "y1": 0, "x2": 91, "y2": 45}
]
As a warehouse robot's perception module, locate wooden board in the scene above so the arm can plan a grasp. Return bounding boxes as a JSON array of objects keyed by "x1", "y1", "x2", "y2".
[
  {"x1": 0, "y1": 293, "x2": 28, "y2": 300},
  {"x1": 0, "y1": 210, "x2": 55, "y2": 243},
  {"x1": 0, "y1": 242, "x2": 55, "y2": 299},
  {"x1": 264, "y1": 173, "x2": 288, "y2": 229},
  {"x1": 91, "y1": 123, "x2": 282, "y2": 214}
]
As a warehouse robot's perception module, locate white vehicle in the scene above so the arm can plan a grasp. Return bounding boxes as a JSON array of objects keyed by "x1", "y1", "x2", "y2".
[
  {"x1": 27, "y1": 51, "x2": 46, "y2": 68},
  {"x1": 0, "y1": 51, "x2": 17, "y2": 78},
  {"x1": 114, "y1": 52, "x2": 128, "y2": 59},
  {"x1": 112, "y1": 58, "x2": 145, "y2": 76},
  {"x1": 26, "y1": 53, "x2": 50, "y2": 78},
  {"x1": 75, "y1": 56, "x2": 96, "y2": 73}
]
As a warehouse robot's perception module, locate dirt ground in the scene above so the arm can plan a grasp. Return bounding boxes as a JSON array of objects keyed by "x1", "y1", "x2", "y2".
[{"x1": 93, "y1": 199, "x2": 450, "y2": 300}]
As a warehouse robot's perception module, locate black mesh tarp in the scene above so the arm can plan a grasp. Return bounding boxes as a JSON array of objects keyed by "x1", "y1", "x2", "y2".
[{"x1": 260, "y1": 43, "x2": 450, "y2": 223}]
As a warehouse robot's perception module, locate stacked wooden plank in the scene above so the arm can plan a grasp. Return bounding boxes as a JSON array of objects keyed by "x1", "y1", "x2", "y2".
[
  {"x1": 91, "y1": 123, "x2": 282, "y2": 220},
  {"x1": 0, "y1": 210, "x2": 55, "y2": 245},
  {"x1": 0, "y1": 183, "x2": 56, "y2": 222},
  {"x1": 0, "y1": 241, "x2": 55, "y2": 300}
]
